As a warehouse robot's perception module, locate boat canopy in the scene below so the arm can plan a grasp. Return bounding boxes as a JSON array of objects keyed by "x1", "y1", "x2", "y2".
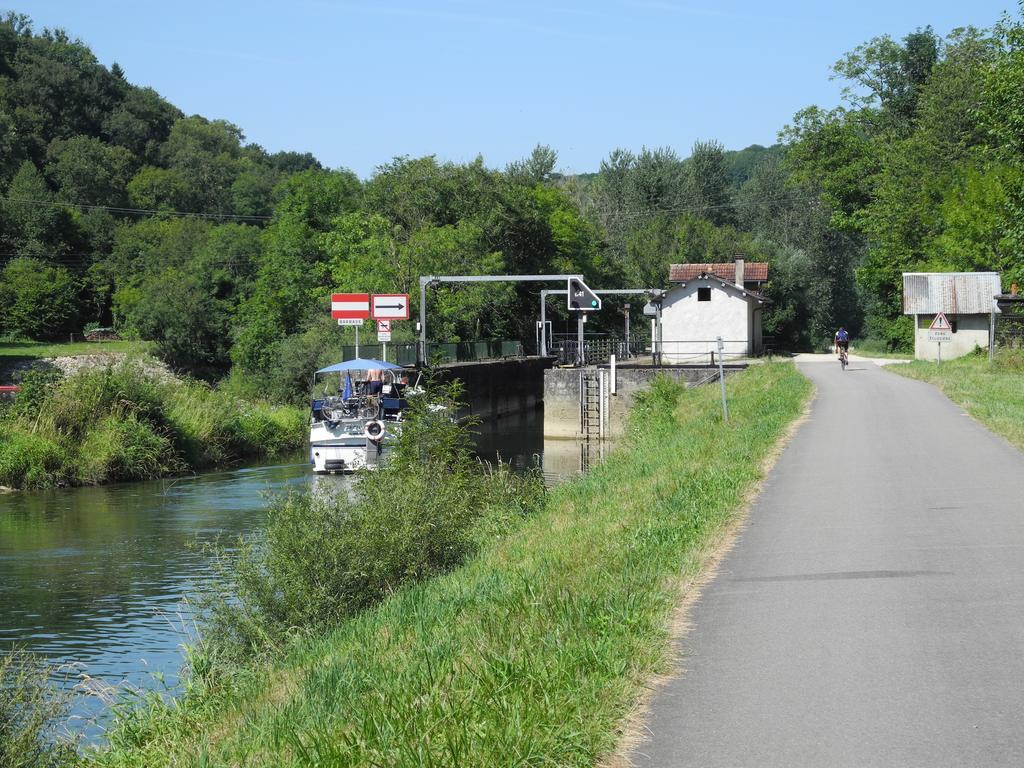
[{"x1": 315, "y1": 358, "x2": 406, "y2": 374}]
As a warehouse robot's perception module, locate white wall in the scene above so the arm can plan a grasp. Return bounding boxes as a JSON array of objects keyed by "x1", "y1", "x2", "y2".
[
  {"x1": 661, "y1": 280, "x2": 751, "y2": 361},
  {"x1": 913, "y1": 314, "x2": 990, "y2": 360}
]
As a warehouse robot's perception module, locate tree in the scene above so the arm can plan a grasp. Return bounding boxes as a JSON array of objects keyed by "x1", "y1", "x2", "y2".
[
  {"x1": 46, "y1": 134, "x2": 134, "y2": 207},
  {"x1": 0, "y1": 257, "x2": 80, "y2": 338}
]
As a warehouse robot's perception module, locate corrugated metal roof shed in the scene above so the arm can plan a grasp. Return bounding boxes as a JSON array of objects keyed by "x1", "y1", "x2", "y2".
[{"x1": 902, "y1": 272, "x2": 1002, "y2": 315}]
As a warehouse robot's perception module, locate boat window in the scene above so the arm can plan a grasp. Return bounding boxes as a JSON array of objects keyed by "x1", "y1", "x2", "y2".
[{"x1": 698, "y1": 287, "x2": 711, "y2": 302}]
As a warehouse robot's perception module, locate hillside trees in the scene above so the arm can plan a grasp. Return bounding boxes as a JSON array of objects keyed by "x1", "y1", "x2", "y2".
[{"x1": 781, "y1": 20, "x2": 1024, "y2": 348}]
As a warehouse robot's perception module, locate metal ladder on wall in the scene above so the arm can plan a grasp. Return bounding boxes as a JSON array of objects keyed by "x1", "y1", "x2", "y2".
[
  {"x1": 580, "y1": 370, "x2": 602, "y2": 441},
  {"x1": 579, "y1": 370, "x2": 606, "y2": 473}
]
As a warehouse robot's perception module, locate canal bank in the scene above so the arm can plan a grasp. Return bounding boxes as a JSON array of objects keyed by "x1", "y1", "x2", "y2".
[
  {"x1": 0, "y1": 408, "x2": 591, "y2": 743},
  {"x1": 88, "y1": 363, "x2": 811, "y2": 767}
]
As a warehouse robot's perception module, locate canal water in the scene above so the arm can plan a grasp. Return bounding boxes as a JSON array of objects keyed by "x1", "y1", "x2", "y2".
[{"x1": 0, "y1": 406, "x2": 598, "y2": 740}]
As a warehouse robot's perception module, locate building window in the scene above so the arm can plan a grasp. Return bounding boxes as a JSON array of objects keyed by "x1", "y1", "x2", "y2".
[{"x1": 698, "y1": 287, "x2": 711, "y2": 302}]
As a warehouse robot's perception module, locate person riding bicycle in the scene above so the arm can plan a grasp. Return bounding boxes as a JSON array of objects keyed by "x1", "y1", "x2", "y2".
[{"x1": 834, "y1": 327, "x2": 850, "y2": 356}]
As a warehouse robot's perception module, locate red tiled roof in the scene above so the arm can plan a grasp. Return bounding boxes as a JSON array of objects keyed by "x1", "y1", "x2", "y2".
[{"x1": 669, "y1": 262, "x2": 768, "y2": 283}]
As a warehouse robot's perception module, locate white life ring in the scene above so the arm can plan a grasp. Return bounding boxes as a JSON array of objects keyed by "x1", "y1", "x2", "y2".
[{"x1": 363, "y1": 420, "x2": 385, "y2": 442}]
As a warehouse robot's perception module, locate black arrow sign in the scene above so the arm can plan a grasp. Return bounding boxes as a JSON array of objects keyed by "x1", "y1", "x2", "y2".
[{"x1": 376, "y1": 303, "x2": 404, "y2": 310}]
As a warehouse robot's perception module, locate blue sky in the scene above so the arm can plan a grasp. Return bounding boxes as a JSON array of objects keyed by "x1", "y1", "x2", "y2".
[{"x1": 15, "y1": 0, "x2": 1020, "y2": 177}]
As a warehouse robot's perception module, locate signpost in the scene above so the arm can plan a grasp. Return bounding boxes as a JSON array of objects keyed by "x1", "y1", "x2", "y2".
[
  {"x1": 716, "y1": 336, "x2": 729, "y2": 423},
  {"x1": 928, "y1": 312, "x2": 953, "y2": 362},
  {"x1": 332, "y1": 293, "x2": 370, "y2": 357},
  {"x1": 371, "y1": 294, "x2": 410, "y2": 320}
]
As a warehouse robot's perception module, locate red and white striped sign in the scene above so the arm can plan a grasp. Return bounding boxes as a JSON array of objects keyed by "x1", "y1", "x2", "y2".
[{"x1": 331, "y1": 293, "x2": 370, "y2": 319}]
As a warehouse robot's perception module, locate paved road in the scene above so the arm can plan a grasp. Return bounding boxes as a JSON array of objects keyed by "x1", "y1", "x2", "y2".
[{"x1": 630, "y1": 355, "x2": 1024, "y2": 767}]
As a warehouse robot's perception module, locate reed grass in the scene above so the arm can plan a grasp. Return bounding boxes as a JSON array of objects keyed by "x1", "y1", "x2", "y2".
[
  {"x1": 90, "y1": 362, "x2": 810, "y2": 767},
  {"x1": 0, "y1": 362, "x2": 307, "y2": 489}
]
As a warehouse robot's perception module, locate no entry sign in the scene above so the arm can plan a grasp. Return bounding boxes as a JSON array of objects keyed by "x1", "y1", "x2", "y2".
[{"x1": 331, "y1": 293, "x2": 370, "y2": 320}]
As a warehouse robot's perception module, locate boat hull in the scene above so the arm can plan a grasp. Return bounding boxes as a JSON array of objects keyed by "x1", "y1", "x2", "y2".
[{"x1": 309, "y1": 421, "x2": 398, "y2": 473}]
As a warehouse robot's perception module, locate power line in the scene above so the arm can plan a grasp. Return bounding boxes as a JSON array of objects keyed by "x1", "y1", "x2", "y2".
[{"x1": 0, "y1": 196, "x2": 272, "y2": 222}]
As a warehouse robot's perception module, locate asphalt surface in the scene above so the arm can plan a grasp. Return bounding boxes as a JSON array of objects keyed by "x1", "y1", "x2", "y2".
[{"x1": 629, "y1": 355, "x2": 1024, "y2": 767}]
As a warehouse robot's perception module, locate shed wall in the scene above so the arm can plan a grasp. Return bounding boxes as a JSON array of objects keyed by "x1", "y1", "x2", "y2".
[{"x1": 913, "y1": 314, "x2": 990, "y2": 360}]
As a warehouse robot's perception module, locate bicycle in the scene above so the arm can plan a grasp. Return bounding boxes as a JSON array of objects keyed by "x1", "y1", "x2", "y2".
[{"x1": 838, "y1": 346, "x2": 848, "y2": 370}]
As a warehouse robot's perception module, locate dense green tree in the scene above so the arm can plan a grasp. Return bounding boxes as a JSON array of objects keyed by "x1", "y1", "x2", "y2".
[
  {"x1": 0, "y1": 257, "x2": 80, "y2": 338},
  {"x1": 46, "y1": 134, "x2": 134, "y2": 206}
]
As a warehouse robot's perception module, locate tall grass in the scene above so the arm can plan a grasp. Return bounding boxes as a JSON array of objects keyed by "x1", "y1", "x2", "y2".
[
  {"x1": 0, "y1": 362, "x2": 307, "y2": 489},
  {"x1": 889, "y1": 349, "x2": 1024, "y2": 449},
  {"x1": 90, "y1": 362, "x2": 810, "y2": 767},
  {"x1": 0, "y1": 650, "x2": 79, "y2": 768}
]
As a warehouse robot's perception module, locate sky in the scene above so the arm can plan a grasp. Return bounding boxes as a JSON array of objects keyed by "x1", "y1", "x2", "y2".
[{"x1": 15, "y1": 0, "x2": 1021, "y2": 178}]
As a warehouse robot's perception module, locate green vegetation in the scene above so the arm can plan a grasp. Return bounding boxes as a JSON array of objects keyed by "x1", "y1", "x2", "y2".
[
  {"x1": 0, "y1": 650, "x2": 78, "y2": 768},
  {"x1": 850, "y1": 339, "x2": 914, "y2": 359},
  {"x1": 0, "y1": 363, "x2": 305, "y2": 489},
  {"x1": 0, "y1": 340, "x2": 150, "y2": 359},
  {"x1": 889, "y1": 350, "x2": 1024, "y2": 449},
  {"x1": 89, "y1": 363, "x2": 810, "y2": 767}
]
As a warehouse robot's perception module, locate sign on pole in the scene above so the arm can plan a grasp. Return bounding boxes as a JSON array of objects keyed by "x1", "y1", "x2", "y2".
[
  {"x1": 337, "y1": 318, "x2": 364, "y2": 326},
  {"x1": 371, "y1": 294, "x2": 410, "y2": 320},
  {"x1": 376, "y1": 320, "x2": 392, "y2": 342},
  {"x1": 929, "y1": 312, "x2": 952, "y2": 331},
  {"x1": 331, "y1": 293, "x2": 370, "y2": 320},
  {"x1": 567, "y1": 278, "x2": 601, "y2": 311}
]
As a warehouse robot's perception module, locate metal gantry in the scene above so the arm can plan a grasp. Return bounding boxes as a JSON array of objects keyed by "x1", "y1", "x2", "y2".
[
  {"x1": 538, "y1": 288, "x2": 656, "y2": 361},
  {"x1": 418, "y1": 274, "x2": 585, "y2": 366}
]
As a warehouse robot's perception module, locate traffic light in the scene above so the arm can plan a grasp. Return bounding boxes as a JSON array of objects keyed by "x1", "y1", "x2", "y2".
[{"x1": 567, "y1": 278, "x2": 601, "y2": 311}]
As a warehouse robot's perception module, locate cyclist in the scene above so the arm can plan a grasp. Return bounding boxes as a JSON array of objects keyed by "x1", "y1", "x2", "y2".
[{"x1": 834, "y1": 327, "x2": 850, "y2": 356}]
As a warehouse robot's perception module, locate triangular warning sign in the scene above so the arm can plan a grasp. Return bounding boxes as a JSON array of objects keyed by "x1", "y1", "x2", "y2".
[{"x1": 929, "y1": 312, "x2": 952, "y2": 331}]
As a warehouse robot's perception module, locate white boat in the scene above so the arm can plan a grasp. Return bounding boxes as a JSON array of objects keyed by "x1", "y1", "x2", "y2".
[{"x1": 309, "y1": 358, "x2": 417, "y2": 474}]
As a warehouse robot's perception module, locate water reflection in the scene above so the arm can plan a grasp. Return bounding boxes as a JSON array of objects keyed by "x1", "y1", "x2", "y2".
[{"x1": 0, "y1": 458, "x2": 323, "y2": 737}]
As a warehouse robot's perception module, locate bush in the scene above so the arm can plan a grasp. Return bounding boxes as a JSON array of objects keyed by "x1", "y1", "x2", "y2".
[
  {"x1": 0, "y1": 258, "x2": 81, "y2": 340},
  {"x1": 0, "y1": 361, "x2": 306, "y2": 488},
  {"x1": 993, "y1": 348, "x2": 1024, "y2": 372},
  {"x1": 0, "y1": 650, "x2": 79, "y2": 768},
  {"x1": 0, "y1": 429, "x2": 69, "y2": 489},
  {"x1": 78, "y1": 414, "x2": 181, "y2": 484},
  {"x1": 199, "y1": 381, "x2": 545, "y2": 662}
]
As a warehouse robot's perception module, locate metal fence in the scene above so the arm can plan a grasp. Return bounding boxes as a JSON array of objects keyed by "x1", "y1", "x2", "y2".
[
  {"x1": 552, "y1": 338, "x2": 649, "y2": 366},
  {"x1": 336, "y1": 340, "x2": 524, "y2": 367},
  {"x1": 552, "y1": 338, "x2": 764, "y2": 367},
  {"x1": 995, "y1": 296, "x2": 1024, "y2": 350}
]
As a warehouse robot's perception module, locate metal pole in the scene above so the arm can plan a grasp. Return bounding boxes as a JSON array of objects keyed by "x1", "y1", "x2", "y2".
[
  {"x1": 577, "y1": 314, "x2": 585, "y2": 366},
  {"x1": 382, "y1": 340, "x2": 387, "y2": 362},
  {"x1": 990, "y1": 302, "x2": 996, "y2": 363},
  {"x1": 418, "y1": 280, "x2": 428, "y2": 366},
  {"x1": 355, "y1": 325, "x2": 360, "y2": 358},
  {"x1": 540, "y1": 290, "x2": 548, "y2": 357},
  {"x1": 717, "y1": 336, "x2": 729, "y2": 423},
  {"x1": 937, "y1": 341, "x2": 942, "y2": 364},
  {"x1": 610, "y1": 354, "x2": 616, "y2": 395},
  {"x1": 624, "y1": 304, "x2": 630, "y2": 358}
]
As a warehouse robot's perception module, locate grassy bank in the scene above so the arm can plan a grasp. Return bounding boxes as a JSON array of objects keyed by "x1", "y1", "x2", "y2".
[
  {"x1": 889, "y1": 350, "x2": 1024, "y2": 449},
  {"x1": 0, "y1": 340, "x2": 151, "y2": 361},
  {"x1": 0, "y1": 362, "x2": 306, "y2": 489},
  {"x1": 90, "y1": 362, "x2": 810, "y2": 767}
]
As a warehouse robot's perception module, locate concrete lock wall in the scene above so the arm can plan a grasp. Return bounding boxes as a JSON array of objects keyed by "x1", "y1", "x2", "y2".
[
  {"x1": 913, "y1": 314, "x2": 990, "y2": 360},
  {"x1": 435, "y1": 357, "x2": 553, "y2": 420},
  {"x1": 543, "y1": 365, "x2": 746, "y2": 438}
]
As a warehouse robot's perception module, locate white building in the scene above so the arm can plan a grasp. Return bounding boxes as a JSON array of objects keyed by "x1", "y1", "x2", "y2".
[
  {"x1": 902, "y1": 272, "x2": 1002, "y2": 361},
  {"x1": 660, "y1": 258, "x2": 771, "y2": 362}
]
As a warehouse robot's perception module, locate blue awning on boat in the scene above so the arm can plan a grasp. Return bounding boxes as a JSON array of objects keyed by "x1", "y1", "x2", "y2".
[{"x1": 315, "y1": 358, "x2": 406, "y2": 374}]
